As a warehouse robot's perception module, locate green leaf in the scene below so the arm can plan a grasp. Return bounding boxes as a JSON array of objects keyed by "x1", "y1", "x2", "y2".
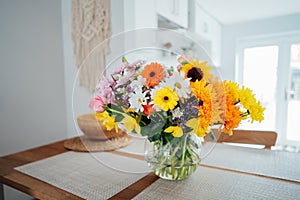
[
  {"x1": 139, "y1": 115, "x2": 151, "y2": 127},
  {"x1": 181, "y1": 61, "x2": 189, "y2": 65},
  {"x1": 122, "y1": 57, "x2": 127, "y2": 63},
  {"x1": 108, "y1": 104, "x2": 123, "y2": 112},
  {"x1": 114, "y1": 114, "x2": 124, "y2": 122},
  {"x1": 147, "y1": 134, "x2": 161, "y2": 142},
  {"x1": 208, "y1": 131, "x2": 216, "y2": 141}
]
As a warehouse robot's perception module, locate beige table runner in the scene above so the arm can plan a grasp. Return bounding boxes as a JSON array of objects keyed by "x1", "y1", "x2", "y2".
[
  {"x1": 201, "y1": 143, "x2": 300, "y2": 182},
  {"x1": 15, "y1": 151, "x2": 148, "y2": 200},
  {"x1": 133, "y1": 167, "x2": 300, "y2": 200}
]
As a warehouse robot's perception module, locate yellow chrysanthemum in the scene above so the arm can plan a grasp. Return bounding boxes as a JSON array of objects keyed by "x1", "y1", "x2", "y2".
[
  {"x1": 238, "y1": 86, "x2": 265, "y2": 122},
  {"x1": 95, "y1": 111, "x2": 118, "y2": 132},
  {"x1": 153, "y1": 87, "x2": 179, "y2": 111},
  {"x1": 210, "y1": 79, "x2": 226, "y2": 124},
  {"x1": 224, "y1": 81, "x2": 240, "y2": 103},
  {"x1": 120, "y1": 114, "x2": 141, "y2": 134},
  {"x1": 164, "y1": 125, "x2": 183, "y2": 137},
  {"x1": 191, "y1": 79, "x2": 222, "y2": 126},
  {"x1": 222, "y1": 104, "x2": 243, "y2": 136},
  {"x1": 182, "y1": 58, "x2": 213, "y2": 84},
  {"x1": 223, "y1": 81, "x2": 265, "y2": 124},
  {"x1": 222, "y1": 82, "x2": 243, "y2": 135},
  {"x1": 248, "y1": 101, "x2": 265, "y2": 122}
]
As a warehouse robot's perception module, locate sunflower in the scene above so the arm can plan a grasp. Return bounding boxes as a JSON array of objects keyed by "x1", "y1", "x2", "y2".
[
  {"x1": 141, "y1": 62, "x2": 165, "y2": 87},
  {"x1": 182, "y1": 59, "x2": 213, "y2": 84},
  {"x1": 153, "y1": 87, "x2": 179, "y2": 111}
]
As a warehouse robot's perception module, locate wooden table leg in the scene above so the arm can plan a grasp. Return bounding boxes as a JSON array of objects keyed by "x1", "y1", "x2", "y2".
[{"x1": 0, "y1": 183, "x2": 4, "y2": 200}]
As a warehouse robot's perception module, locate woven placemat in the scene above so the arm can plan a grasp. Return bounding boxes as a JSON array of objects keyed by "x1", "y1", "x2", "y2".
[
  {"x1": 201, "y1": 143, "x2": 300, "y2": 182},
  {"x1": 133, "y1": 167, "x2": 300, "y2": 200},
  {"x1": 64, "y1": 134, "x2": 132, "y2": 152},
  {"x1": 15, "y1": 151, "x2": 148, "y2": 200}
]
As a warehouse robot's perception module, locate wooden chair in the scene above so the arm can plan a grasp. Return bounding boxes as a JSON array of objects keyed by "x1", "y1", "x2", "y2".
[{"x1": 213, "y1": 129, "x2": 277, "y2": 149}]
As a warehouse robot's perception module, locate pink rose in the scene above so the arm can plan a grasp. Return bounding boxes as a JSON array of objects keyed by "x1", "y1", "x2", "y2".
[{"x1": 89, "y1": 96, "x2": 106, "y2": 112}]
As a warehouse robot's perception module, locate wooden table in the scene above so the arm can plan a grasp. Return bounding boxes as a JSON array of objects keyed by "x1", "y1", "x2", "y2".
[{"x1": 0, "y1": 138, "x2": 299, "y2": 200}]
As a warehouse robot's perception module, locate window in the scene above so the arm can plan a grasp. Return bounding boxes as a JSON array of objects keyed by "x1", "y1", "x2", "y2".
[{"x1": 237, "y1": 33, "x2": 300, "y2": 145}]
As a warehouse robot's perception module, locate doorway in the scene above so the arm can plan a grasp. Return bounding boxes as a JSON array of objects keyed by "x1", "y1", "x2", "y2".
[{"x1": 236, "y1": 32, "x2": 300, "y2": 145}]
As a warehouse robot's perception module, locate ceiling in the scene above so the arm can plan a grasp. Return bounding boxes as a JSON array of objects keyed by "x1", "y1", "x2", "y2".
[{"x1": 196, "y1": 0, "x2": 300, "y2": 25}]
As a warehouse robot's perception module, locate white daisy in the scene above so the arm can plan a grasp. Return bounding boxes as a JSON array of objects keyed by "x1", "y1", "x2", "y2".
[
  {"x1": 130, "y1": 76, "x2": 146, "y2": 90},
  {"x1": 162, "y1": 70, "x2": 191, "y2": 98},
  {"x1": 128, "y1": 87, "x2": 149, "y2": 112},
  {"x1": 171, "y1": 107, "x2": 183, "y2": 119}
]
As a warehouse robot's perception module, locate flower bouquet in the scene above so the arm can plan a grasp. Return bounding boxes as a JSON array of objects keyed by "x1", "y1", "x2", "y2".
[{"x1": 89, "y1": 56, "x2": 265, "y2": 180}]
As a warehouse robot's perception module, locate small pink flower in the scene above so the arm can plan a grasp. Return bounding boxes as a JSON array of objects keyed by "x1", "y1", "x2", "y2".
[
  {"x1": 126, "y1": 60, "x2": 145, "y2": 72},
  {"x1": 112, "y1": 62, "x2": 128, "y2": 75},
  {"x1": 89, "y1": 96, "x2": 106, "y2": 112},
  {"x1": 96, "y1": 77, "x2": 115, "y2": 103}
]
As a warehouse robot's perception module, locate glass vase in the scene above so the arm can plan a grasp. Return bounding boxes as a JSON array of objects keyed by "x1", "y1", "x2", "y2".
[{"x1": 145, "y1": 134, "x2": 202, "y2": 180}]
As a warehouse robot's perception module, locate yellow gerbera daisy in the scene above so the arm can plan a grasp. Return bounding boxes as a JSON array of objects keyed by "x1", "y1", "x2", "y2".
[
  {"x1": 153, "y1": 87, "x2": 179, "y2": 111},
  {"x1": 95, "y1": 111, "x2": 118, "y2": 132},
  {"x1": 164, "y1": 125, "x2": 183, "y2": 137},
  {"x1": 182, "y1": 59, "x2": 213, "y2": 84}
]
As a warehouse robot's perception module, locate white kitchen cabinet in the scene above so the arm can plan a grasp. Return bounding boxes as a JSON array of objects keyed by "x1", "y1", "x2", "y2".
[
  {"x1": 189, "y1": 0, "x2": 222, "y2": 66},
  {"x1": 156, "y1": 0, "x2": 188, "y2": 28}
]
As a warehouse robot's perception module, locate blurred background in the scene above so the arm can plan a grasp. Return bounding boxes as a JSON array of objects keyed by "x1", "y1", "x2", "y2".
[{"x1": 1, "y1": 0, "x2": 300, "y2": 199}]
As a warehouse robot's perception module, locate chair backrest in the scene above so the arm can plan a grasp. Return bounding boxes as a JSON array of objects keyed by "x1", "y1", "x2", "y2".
[{"x1": 216, "y1": 130, "x2": 277, "y2": 149}]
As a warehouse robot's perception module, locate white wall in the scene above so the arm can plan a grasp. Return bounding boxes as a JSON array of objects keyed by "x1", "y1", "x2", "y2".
[
  {"x1": 0, "y1": 0, "x2": 67, "y2": 199},
  {"x1": 221, "y1": 13, "x2": 300, "y2": 80},
  {"x1": 62, "y1": 0, "x2": 127, "y2": 138},
  {"x1": 62, "y1": 0, "x2": 157, "y2": 138}
]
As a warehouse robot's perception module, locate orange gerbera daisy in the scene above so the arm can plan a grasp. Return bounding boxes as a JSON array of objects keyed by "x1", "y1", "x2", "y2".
[{"x1": 141, "y1": 62, "x2": 165, "y2": 87}]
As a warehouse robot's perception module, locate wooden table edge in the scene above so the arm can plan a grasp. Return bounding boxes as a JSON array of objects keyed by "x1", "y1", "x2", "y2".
[
  {"x1": 0, "y1": 138, "x2": 84, "y2": 200},
  {"x1": 1, "y1": 137, "x2": 299, "y2": 200},
  {"x1": 0, "y1": 137, "x2": 159, "y2": 200}
]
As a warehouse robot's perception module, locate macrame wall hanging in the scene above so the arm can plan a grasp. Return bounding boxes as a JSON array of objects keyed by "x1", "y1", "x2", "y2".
[{"x1": 72, "y1": 0, "x2": 111, "y2": 92}]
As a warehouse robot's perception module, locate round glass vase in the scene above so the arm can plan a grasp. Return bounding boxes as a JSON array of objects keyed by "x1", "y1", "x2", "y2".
[{"x1": 145, "y1": 134, "x2": 202, "y2": 180}]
